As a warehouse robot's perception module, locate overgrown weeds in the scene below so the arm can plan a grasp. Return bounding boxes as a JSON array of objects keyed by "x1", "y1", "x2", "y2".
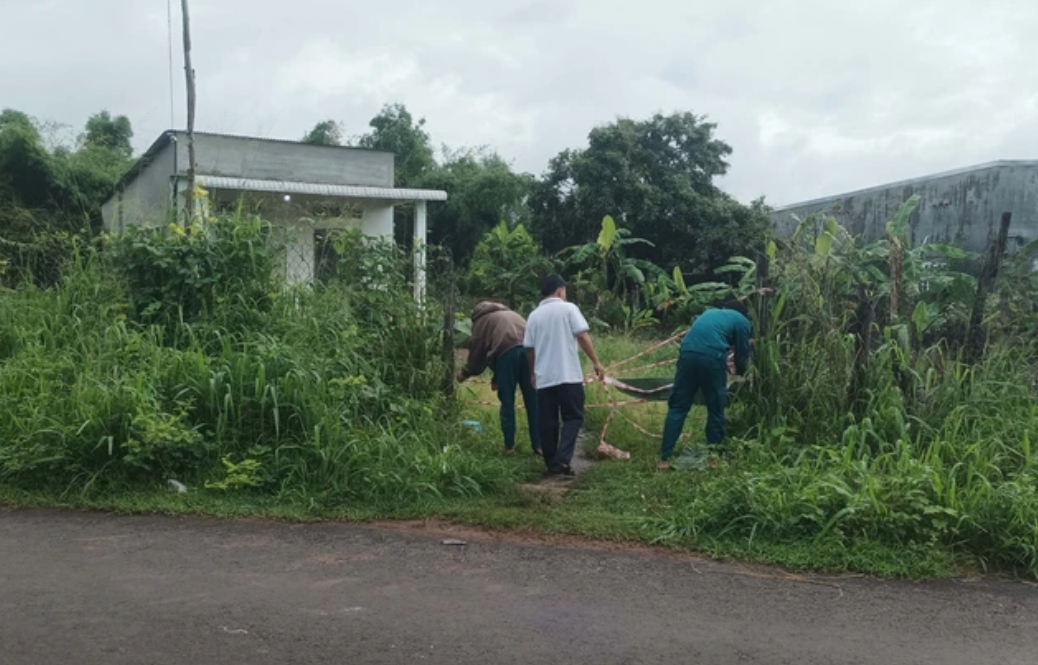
[
  {"x1": 0, "y1": 214, "x2": 519, "y2": 508},
  {"x1": 4, "y1": 200, "x2": 1038, "y2": 581}
]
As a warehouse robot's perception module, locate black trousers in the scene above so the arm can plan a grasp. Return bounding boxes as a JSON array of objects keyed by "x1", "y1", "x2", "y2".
[{"x1": 538, "y1": 383, "x2": 585, "y2": 470}]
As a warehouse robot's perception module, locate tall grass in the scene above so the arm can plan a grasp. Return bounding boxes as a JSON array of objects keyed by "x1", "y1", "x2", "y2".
[{"x1": 0, "y1": 216, "x2": 519, "y2": 507}]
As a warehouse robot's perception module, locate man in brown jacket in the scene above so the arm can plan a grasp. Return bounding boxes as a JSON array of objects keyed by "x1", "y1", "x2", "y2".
[{"x1": 457, "y1": 301, "x2": 541, "y2": 455}]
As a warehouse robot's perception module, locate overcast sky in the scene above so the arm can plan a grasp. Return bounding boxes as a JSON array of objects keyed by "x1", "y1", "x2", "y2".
[{"x1": 2, "y1": 0, "x2": 1035, "y2": 205}]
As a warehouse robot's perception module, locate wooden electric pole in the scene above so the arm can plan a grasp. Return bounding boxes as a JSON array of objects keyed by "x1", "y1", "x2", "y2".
[{"x1": 181, "y1": 0, "x2": 197, "y2": 223}]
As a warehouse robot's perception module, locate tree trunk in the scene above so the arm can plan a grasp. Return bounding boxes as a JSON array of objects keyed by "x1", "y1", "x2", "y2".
[
  {"x1": 966, "y1": 212, "x2": 1012, "y2": 364},
  {"x1": 181, "y1": 0, "x2": 197, "y2": 224}
]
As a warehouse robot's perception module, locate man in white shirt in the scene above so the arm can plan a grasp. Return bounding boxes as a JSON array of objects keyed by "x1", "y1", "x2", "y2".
[{"x1": 524, "y1": 275, "x2": 605, "y2": 478}]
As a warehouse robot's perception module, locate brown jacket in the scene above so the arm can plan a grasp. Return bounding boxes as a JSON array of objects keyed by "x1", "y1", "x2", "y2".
[{"x1": 461, "y1": 302, "x2": 526, "y2": 379}]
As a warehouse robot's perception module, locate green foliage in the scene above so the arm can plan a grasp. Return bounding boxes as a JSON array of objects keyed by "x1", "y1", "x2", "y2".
[
  {"x1": 354, "y1": 103, "x2": 435, "y2": 186},
  {"x1": 418, "y1": 147, "x2": 532, "y2": 265},
  {"x1": 0, "y1": 110, "x2": 55, "y2": 210},
  {"x1": 205, "y1": 455, "x2": 265, "y2": 491},
  {"x1": 81, "y1": 110, "x2": 133, "y2": 158},
  {"x1": 529, "y1": 112, "x2": 769, "y2": 274},
  {"x1": 301, "y1": 120, "x2": 343, "y2": 146},
  {"x1": 1, "y1": 108, "x2": 133, "y2": 288},
  {"x1": 107, "y1": 213, "x2": 282, "y2": 334},
  {"x1": 0, "y1": 229, "x2": 517, "y2": 505},
  {"x1": 713, "y1": 207, "x2": 1038, "y2": 575},
  {"x1": 563, "y1": 215, "x2": 666, "y2": 328},
  {"x1": 466, "y1": 222, "x2": 553, "y2": 311}
]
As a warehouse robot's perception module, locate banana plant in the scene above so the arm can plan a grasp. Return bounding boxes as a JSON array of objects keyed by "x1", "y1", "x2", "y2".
[{"x1": 562, "y1": 214, "x2": 664, "y2": 316}]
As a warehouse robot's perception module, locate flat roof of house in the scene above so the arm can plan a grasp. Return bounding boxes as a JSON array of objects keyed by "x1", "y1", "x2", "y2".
[{"x1": 774, "y1": 160, "x2": 1038, "y2": 212}]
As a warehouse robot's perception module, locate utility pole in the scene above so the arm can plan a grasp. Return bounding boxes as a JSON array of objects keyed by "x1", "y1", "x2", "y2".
[{"x1": 181, "y1": 0, "x2": 197, "y2": 223}]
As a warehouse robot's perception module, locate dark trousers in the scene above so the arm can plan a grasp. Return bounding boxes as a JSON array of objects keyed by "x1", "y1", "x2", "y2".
[
  {"x1": 660, "y1": 351, "x2": 728, "y2": 460},
  {"x1": 494, "y1": 346, "x2": 540, "y2": 451},
  {"x1": 538, "y1": 383, "x2": 585, "y2": 470}
]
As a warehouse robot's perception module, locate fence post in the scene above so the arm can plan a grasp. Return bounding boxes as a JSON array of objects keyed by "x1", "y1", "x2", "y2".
[
  {"x1": 755, "y1": 249, "x2": 771, "y2": 334},
  {"x1": 966, "y1": 212, "x2": 1012, "y2": 364},
  {"x1": 443, "y1": 260, "x2": 457, "y2": 397}
]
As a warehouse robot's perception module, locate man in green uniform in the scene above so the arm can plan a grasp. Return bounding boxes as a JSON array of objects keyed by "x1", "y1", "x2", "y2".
[
  {"x1": 657, "y1": 299, "x2": 752, "y2": 470},
  {"x1": 458, "y1": 300, "x2": 541, "y2": 456}
]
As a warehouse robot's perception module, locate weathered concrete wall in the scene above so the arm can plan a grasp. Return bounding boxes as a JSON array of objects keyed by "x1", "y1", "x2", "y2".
[
  {"x1": 771, "y1": 161, "x2": 1038, "y2": 254},
  {"x1": 173, "y1": 132, "x2": 394, "y2": 188},
  {"x1": 360, "y1": 205, "x2": 394, "y2": 237},
  {"x1": 101, "y1": 138, "x2": 177, "y2": 230},
  {"x1": 104, "y1": 132, "x2": 399, "y2": 234}
]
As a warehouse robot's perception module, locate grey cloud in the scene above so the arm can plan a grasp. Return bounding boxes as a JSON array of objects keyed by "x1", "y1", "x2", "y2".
[{"x1": 2, "y1": 0, "x2": 1035, "y2": 207}]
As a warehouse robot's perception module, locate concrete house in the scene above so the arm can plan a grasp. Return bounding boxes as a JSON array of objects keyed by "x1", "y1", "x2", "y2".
[
  {"x1": 771, "y1": 161, "x2": 1038, "y2": 256},
  {"x1": 101, "y1": 131, "x2": 447, "y2": 298}
]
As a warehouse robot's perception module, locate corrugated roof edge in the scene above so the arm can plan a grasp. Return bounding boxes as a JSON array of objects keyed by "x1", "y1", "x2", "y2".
[
  {"x1": 109, "y1": 130, "x2": 396, "y2": 198},
  {"x1": 773, "y1": 160, "x2": 1038, "y2": 212},
  {"x1": 198, "y1": 175, "x2": 447, "y2": 201}
]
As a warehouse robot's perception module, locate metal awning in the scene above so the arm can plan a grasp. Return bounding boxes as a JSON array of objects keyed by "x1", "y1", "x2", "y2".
[{"x1": 196, "y1": 175, "x2": 448, "y2": 202}]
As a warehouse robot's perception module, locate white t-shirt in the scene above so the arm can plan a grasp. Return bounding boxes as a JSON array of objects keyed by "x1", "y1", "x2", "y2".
[{"x1": 523, "y1": 298, "x2": 590, "y2": 389}]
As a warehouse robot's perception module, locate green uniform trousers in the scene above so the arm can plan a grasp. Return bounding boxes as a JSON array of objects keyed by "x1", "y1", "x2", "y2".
[{"x1": 660, "y1": 351, "x2": 728, "y2": 460}]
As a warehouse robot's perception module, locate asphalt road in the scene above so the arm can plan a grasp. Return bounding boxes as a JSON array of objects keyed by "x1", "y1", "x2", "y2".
[{"x1": 1, "y1": 508, "x2": 1036, "y2": 664}]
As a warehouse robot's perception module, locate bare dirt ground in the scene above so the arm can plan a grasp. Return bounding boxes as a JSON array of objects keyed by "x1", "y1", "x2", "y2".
[{"x1": 1, "y1": 507, "x2": 1036, "y2": 665}]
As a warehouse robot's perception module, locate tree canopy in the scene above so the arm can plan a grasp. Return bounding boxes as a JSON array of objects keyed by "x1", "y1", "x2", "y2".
[
  {"x1": 354, "y1": 103, "x2": 435, "y2": 186},
  {"x1": 301, "y1": 120, "x2": 342, "y2": 146},
  {"x1": 418, "y1": 147, "x2": 532, "y2": 265},
  {"x1": 0, "y1": 108, "x2": 133, "y2": 238},
  {"x1": 529, "y1": 112, "x2": 767, "y2": 274},
  {"x1": 82, "y1": 110, "x2": 134, "y2": 157}
]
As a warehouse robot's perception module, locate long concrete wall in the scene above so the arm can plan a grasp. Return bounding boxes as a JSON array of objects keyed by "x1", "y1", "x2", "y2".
[{"x1": 771, "y1": 161, "x2": 1038, "y2": 254}]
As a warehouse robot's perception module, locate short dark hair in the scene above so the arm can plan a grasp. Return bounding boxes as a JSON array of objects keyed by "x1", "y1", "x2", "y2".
[
  {"x1": 541, "y1": 274, "x2": 567, "y2": 297},
  {"x1": 721, "y1": 299, "x2": 749, "y2": 318}
]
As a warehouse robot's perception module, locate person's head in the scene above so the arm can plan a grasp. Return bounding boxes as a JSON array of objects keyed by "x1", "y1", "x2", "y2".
[
  {"x1": 471, "y1": 298, "x2": 509, "y2": 321},
  {"x1": 541, "y1": 274, "x2": 567, "y2": 300},
  {"x1": 720, "y1": 299, "x2": 749, "y2": 318}
]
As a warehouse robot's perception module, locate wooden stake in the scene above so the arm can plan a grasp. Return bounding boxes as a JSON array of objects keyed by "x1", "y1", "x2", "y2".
[
  {"x1": 967, "y1": 212, "x2": 1012, "y2": 364},
  {"x1": 443, "y1": 259, "x2": 457, "y2": 397},
  {"x1": 181, "y1": 0, "x2": 197, "y2": 223}
]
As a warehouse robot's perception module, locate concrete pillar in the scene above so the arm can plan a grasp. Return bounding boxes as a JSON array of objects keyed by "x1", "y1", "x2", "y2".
[
  {"x1": 414, "y1": 200, "x2": 427, "y2": 303},
  {"x1": 285, "y1": 224, "x2": 314, "y2": 285}
]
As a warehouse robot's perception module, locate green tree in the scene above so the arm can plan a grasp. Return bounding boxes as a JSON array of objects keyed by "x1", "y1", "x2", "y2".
[
  {"x1": 529, "y1": 112, "x2": 768, "y2": 275},
  {"x1": 0, "y1": 108, "x2": 134, "y2": 240},
  {"x1": 301, "y1": 120, "x2": 342, "y2": 146},
  {"x1": 354, "y1": 103, "x2": 434, "y2": 186},
  {"x1": 466, "y1": 222, "x2": 553, "y2": 310},
  {"x1": 82, "y1": 110, "x2": 133, "y2": 158},
  {"x1": 418, "y1": 147, "x2": 532, "y2": 265},
  {"x1": 0, "y1": 110, "x2": 56, "y2": 211}
]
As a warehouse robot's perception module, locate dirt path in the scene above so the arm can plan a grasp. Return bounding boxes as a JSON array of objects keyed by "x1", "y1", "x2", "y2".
[{"x1": 1, "y1": 507, "x2": 1036, "y2": 665}]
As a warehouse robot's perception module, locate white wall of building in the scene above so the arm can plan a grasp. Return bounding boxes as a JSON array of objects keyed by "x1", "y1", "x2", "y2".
[
  {"x1": 360, "y1": 203, "x2": 394, "y2": 237},
  {"x1": 101, "y1": 139, "x2": 178, "y2": 231}
]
